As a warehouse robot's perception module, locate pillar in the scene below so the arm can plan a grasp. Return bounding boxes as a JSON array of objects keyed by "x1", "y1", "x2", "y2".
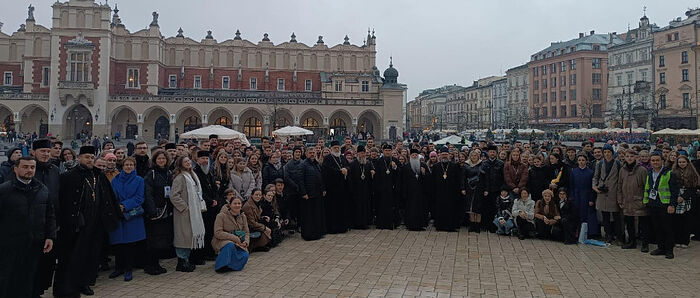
[{"x1": 169, "y1": 113, "x2": 176, "y2": 142}]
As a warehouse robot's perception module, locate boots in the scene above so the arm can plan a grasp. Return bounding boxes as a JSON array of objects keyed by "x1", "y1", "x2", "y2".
[
  {"x1": 176, "y1": 258, "x2": 195, "y2": 272},
  {"x1": 621, "y1": 241, "x2": 637, "y2": 249},
  {"x1": 641, "y1": 242, "x2": 649, "y2": 253}
]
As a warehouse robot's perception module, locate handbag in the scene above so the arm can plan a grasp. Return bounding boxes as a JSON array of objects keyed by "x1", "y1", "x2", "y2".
[
  {"x1": 151, "y1": 205, "x2": 171, "y2": 220},
  {"x1": 233, "y1": 230, "x2": 246, "y2": 243},
  {"x1": 123, "y1": 205, "x2": 145, "y2": 221}
]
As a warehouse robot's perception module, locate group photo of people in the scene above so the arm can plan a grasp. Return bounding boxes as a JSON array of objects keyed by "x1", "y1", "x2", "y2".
[{"x1": 1, "y1": 133, "x2": 699, "y2": 298}]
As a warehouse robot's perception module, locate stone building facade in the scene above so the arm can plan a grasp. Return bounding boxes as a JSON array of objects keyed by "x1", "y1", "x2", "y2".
[
  {"x1": 0, "y1": 0, "x2": 406, "y2": 142},
  {"x1": 505, "y1": 64, "x2": 529, "y2": 129},
  {"x1": 491, "y1": 78, "x2": 508, "y2": 128}
]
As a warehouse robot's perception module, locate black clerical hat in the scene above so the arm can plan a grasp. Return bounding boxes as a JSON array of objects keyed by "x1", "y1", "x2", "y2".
[
  {"x1": 79, "y1": 145, "x2": 96, "y2": 155},
  {"x1": 32, "y1": 139, "x2": 51, "y2": 150}
]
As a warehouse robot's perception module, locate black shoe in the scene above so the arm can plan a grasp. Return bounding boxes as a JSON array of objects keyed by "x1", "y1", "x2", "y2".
[
  {"x1": 518, "y1": 234, "x2": 526, "y2": 240},
  {"x1": 665, "y1": 252, "x2": 675, "y2": 259},
  {"x1": 156, "y1": 265, "x2": 167, "y2": 274},
  {"x1": 100, "y1": 261, "x2": 111, "y2": 272},
  {"x1": 621, "y1": 242, "x2": 636, "y2": 249},
  {"x1": 108, "y1": 270, "x2": 124, "y2": 279},
  {"x1": 190, "y1": 258, "x2": 205, "y2": 266},
  {"x1": 253, "y1": 246, "x2": 270, "y2": 252},
  {"x1": 144, "y1": 266, "x2": 163, "y2": 276},
  {"x1": 80, "y1": 286, "x2": 94, "y2": 296},
  {"x1": 175, "y1": 258, "x2": 196, "y2": 272},
  {"x1": 641, "y1": 243, "x2": 649, "y2": 253},
  {"x1": 650, "y1": 248, "x2": 665, "y2": 256},
  {"x1": 204, "y1": 255, "x2": 217, "y2": 261}
]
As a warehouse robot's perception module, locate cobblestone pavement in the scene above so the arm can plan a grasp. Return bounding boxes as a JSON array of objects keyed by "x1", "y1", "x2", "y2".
[{"x1": 86, "y1": 226, "x2": 700, "y2": 297}]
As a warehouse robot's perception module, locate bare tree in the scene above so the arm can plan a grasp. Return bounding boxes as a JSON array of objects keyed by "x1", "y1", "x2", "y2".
[{"x1": 579, "y1": 97, "x2": 595, "y2": 128}]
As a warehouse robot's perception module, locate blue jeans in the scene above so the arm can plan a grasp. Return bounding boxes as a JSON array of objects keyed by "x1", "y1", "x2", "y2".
[
  {"x1": 175, "y1": 248, "x2": 191, "y2": 261},
  {"x1": 493, "y1": 217, "x2": 515, "y2": 235}
]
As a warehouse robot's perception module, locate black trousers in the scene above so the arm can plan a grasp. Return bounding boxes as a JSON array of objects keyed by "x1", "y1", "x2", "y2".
[
  {"x1": 624, "y1": 215, "x2": 650, "y2": 244},
  {"x1": 113, "y1": 242, "x2": 140, "y2": 272},
  {"x1": 516, "y1": 217, "x2": 535, "y2": 237},
  {"x1": 672, "y1": 213, "x2": 691, "y2": 245},
  {"x1": 650, "y1": 207, "x2": 674, "y2": 253},
  {"x1": 601, "y1": 211, "x2": 624, "y2": 241},
  {"x1": 560, "y1": 217, "x2": 579, "y2": 243},
  {"x1": 535, "y1": 218, "x2": 556, "y2": 239}
]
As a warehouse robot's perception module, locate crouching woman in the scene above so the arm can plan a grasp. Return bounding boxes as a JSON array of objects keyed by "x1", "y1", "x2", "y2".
[{"x1": 212, "y1": 189, "x2": 250, "y2": 273}]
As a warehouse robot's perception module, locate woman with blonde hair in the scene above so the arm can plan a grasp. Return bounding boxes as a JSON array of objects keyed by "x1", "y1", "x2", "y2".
[
  {"x1": 671, "y1": 155, "x2": 699, "y2": 248},
  {"x1": 230, "y1": 157, "x2": 255, "y2": 201},
  {"x1": 212, "y1": 190, "x2": 249, "y2": 272}
]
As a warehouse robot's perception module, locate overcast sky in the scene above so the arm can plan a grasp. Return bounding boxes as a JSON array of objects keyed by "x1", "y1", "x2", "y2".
[{"x1": 0, "y1": 0, "x2": 695, "y2": 101}]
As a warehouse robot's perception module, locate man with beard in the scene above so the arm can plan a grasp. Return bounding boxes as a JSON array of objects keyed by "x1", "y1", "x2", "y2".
[
  {"x1": 322, "y1": 140, "x2": 350, "y2": 233},
  {"x1": 283, "y1": 148, "x2": 304, "y2": 230},
  {"x1": 132, "y1": 141, "x2": 150, "y2": 177},
  {"x1": 50, "y1": 140, "x2": 63, "y2": 167},
  {"x1": 431, "y1": 147, "x2": 465, "y2": 231},
  {"x1": 164, "y1": 143, "x2": 178, "y2": 169},
  {"x1": 347, "y1": 146, "x2": 374, "y2": 229},
  {"x1": 299, "y1": 147, "x2": 326, "y2": 240},
  {"x1": 54, "y1": 146, "x2": 121, "y2": 297},
  {"x1": 192, "y1": 150, "x2": 220, "y2": 262},
  {"x1": 373, "y1": 144, "x2": 400, "y2": 229},
  {"x1": 482, "y1": 145, "x2": 504, "y2": 233},
  {"x1": 402, "y1": 148, "x2": 430, "y2": 231},
  {"x1": 0, "y1": 157, "x2": 55, "y2": 298},
  {"x1": 208, "y1": 134, "x2": 219, "y2": 154},
  {"x1": 30, "y1": 139, "x2": 61, "y2": 297}
]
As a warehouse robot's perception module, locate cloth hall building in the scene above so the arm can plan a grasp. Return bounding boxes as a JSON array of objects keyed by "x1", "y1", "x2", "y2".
[{"x1": 0, "y1": 0, "x2": 406, "y2": 142}]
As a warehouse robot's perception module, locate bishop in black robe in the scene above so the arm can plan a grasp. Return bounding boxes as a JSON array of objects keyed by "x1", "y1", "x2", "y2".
[
  {"x1": 373, "y1": 145, "x2": 400, "y2": 229},
  {"x1": 430, "y1": 148, "x2": 465, "y2": 232},
  {"x1": 402, "y1": 150, "x2": 430, "y2": 231},
  {"x1": 348, "y1": 146, "x2": 374, "y2": 229},
  {"x1": 322, "y1": 142, "x2": 350, "y2": 234}
]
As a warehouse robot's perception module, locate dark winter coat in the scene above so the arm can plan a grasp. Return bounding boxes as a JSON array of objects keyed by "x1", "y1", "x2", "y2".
[
  {"x1": 300, "y1": 158, "x2": 325, "y2": 199},
  {"x1": 482, "y1": 158, "x2": 505, "y2": 193},
  {"x1": 34, "y1": 161, "x2": 61, "y2": 225},
  {"x1": 58, "y1": 165, "x2": 121, "y2": 233},
  {"x1": 0, "y1": 177, "x2": 56, "y2": 245},
  {"x1": 143, "y1": 166, "x2": 174, "y2": 250},
  {"x1": 262, "y1": 162, "x2": 284, "y2": 189}
]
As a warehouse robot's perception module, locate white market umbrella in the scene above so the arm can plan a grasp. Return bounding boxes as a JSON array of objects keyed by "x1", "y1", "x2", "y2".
[
  {"x1": 180, "y1": 125, "x2": 250, "y2": 146},
  {"x1": 272, "y1": 126, "x2": 313, "y2": 137},
  {"x1": 652, "y1": 128, "x2": 676, "y2": 135},
  {"x1": 434, "y1": 135, "x2": 466, "y2": 145}
]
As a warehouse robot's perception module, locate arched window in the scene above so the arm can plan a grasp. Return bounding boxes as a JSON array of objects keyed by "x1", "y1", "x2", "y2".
[
  {"x1": 244, "y1": 117, "x2": 262, "y2": 137},
  {"x1": 330, "y1": 118, "x2": 346, "y2": 136},
  {"x1": 183, "y1": 116, "x2": 201, "y2": 132},
  {"x1": 214, "y1": 116, "x2": 232, "y2": 128},
  {"x1": 274, "y1": 117, "x2": 290, "y2": 130},
  {"x1": 301, "y1": 117, "x2": 319, "y2": 129}
]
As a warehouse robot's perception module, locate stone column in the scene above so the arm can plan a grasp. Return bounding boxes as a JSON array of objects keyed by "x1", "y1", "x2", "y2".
[{"x1": 169, "y1": 114, "x2": 176, "y2": 142}]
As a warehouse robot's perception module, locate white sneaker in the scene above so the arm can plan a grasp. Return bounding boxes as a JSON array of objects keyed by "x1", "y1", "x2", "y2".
[
  {"x1": 680, "y1": 244, "x2": 689, "y2": 249},
  {"x1": 675, "y1": 244, "x2": 682, "y2": 248}
]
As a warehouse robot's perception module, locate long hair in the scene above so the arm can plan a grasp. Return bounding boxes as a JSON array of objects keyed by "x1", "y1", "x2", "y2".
[
  {"x1": 232, "y1": 157, "x2": 247, "y2": 175},
  {"x1": 213, "y1": 150, "x2": 229, "y2": 179},
  {"x1": 150, "y1": 149, "x2": 170, "y2": 169},
  {"x1": 672, "y1": 155, "x2": 700, "y2": 188},
  {"x1": 173, "y1": 156, "x2": 194, "y2": 180}
]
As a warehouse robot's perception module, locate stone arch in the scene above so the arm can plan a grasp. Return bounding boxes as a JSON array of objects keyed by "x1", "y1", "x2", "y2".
[
  {"x1": 176, "y1": 107, "x2": 202, "y2": 133},
  {"x1": 143, "y1": 106, "x2": 170, "y2": 140},
  {"x1": 329, "y1": 109, "x2": 352, "y2": 137},
  {"x1": 299, "y1": 108, "x2": 325, "y2": 137},
  {"x1": 0, "y1": 104, "x2": 14, "y2": 132},
  {"x1": 357, "y1": 109, "x2": 381, "y2": 139},
  {"x1": 63, "y1": 104, "x2": 93, "y2": 140},
  {"x1": 208, "y1": 107, "x2": 233, "y2": 128},
  {"x1": 110, "y1": 105, "x2": 138, "y2": 139},
  {"x1": 271, "y1": 108, "x2": 293, "y2": 130},
  {"x1": 239, "y1": 107, "x2": 264, "y2": 137},
  {"x1": 19, "y1": 104, "x2": 49, "y2": 136}
]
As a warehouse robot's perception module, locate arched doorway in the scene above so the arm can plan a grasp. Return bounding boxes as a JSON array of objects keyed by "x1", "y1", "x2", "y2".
[
  {"x1": 329, "y1": 110, "x2": 352, "y2": 138},
  {"x1": 65, "y1": 104, "x2": 93, "y2": 140},
  {"x1": 299, "y1": 109, "x2": 325, "y2": 140},
  {"x1": 239, "y1": 108, "x2": 264, "y2": 138},
  {"x1": 0, "y1": 106, "x2": 14, "y2": 133},
  {"x1": 20, "y1": 105, "x2": 49, "y2": 138},
  {"x1": 358, "y1": 110, "x2": 380, "y2": 139},
  {"x1": 110, "y1": 106, "x2": 138, "y2": 139},
  {"x1": 184, "y1": 116, "x2": 202, "y2": 132},
  {"x1": 214, "y1": 116, "x2": 232, "y2": 128},
  {"x1": 154, "y1": 116, "x2": 170, "y2": 140},
  {"x1": 272, "y1": 108, "x2": 293, "y2": 130},
  {"x1": 209, "y1": 108, "x2": 233, "y2": 128},
  {"x1": 176, "y1": 108, "x2": 202, "y2": 133}
]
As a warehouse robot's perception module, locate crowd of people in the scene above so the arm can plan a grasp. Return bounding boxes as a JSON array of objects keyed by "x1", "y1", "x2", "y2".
[{"x1": 1, "y1": 134, "x2": 699, "y2": 298}]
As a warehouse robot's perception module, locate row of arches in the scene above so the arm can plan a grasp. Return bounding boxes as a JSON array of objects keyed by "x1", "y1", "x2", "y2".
[{"x1": 0, "y1": 104, "x2": 49, "y2": 137}]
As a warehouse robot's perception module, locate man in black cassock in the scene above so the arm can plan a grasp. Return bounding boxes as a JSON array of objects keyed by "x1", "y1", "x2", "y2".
[
  {"x1": 193, "y1": 150, "x2": 220, "y2": 262},
  {"x1": 31, "y1": 139, "x2": 62, "y2": 297},
  {"x1": 431, "y1": 147, "x2": 465, "y2": 232},
  {"x1": 54, "y1": 146, "x2": 121, "y2": 297},
  {"x1": 348, "y1": 145, "x2": 375, "y2": 229},
  {"x1": 373, "y1": 144, "x2": 400, "y2": 229},
  {"x1": 0, "y1": 157, "x2": 55, "y2": 298},
  {"x1": 299, "y1": 147, "x2": 326, "y2": 240},
  {"x1": 322, "y1": 140, "x2": 350, "y2": 233},
  {"x1": 402, "y1": 148, "x2": 430, "y2": 231}
]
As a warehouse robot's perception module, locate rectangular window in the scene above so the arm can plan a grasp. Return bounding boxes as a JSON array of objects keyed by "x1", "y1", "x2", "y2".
[
  {"x1": 641, "y1": 70, "x2": 647, "y2": 82},
  {"x1": 534, "y1": 80, "x2": 539, "y2": 90},
  {"x1": 683, "y1": 93, "x2": 690, "y2": 108},
  {"x1": 542, "y1": 93, "x2": 548, "y2": 102},
  {"x1": 560, "y1": 61, "x2": 566, "y2": 72},
  {"x1": 542, "y1": 65, "x2": 547, "y2": 75},
  {"x1": 674, "y1": 32, "x2": 679, "y2": 40},
  {"x1": 592, "y1": 58, "x2": 601, "y2": 69},
  {"x1": 616, "y1": 75, "x2": 622, "y2": 86},
  {"x1": 552, "y1": 108, "x2": 557, "y2": 118},
  {"x1": 660, "y1": 72, "x2": 666, "y2": 84},
  {"x1": 570, "y1": 59, "x2": 577, "y2": 70},
  {"x1": 534, "y1": 94, "x2": 539, "y2": 103},
  {"x1": 593, "y1": 104, "x2": 602, "y2": 117},
  {"x1": 542, "y1": 107, "x2": 548, "y2": 117},
  {"x1": 68, "y1": 51, "x2": 91, "y2": 82},
  {"x1": 193, "y1": 75, "x2": 201, "y2": 89},
  {"x1": 3, "y1": 72, "x2": 11, "y2": 86},
  {"x1": 305, "y1": 79, "x2": 312, "y2": 91},
  {"x1": 551, "y1": 91, "x2": 556, "y2": 102},
  {"x1": 570, "y1": 105, "x2": 577, "y2": 117},
  {"x1": 570, "y1": 89, "x2": 577, "y2": 100},
  {"x1": 561, "y1": 105, "x2": 567, "y2": 117},
  {"x1": 542, "y1": 79, "x2": 547, "y2": 89},
  {"x1": 682, "y1": 69, "x2": 689, "y2": 82},
  {"x1": 627, "y1": 73, "x2": 634, "y2": 85},
  {"x1": 570, "y1": 74, "x2": 577, "y2": 85},
  {"x1": 659, "y1": 55, "x2": 665, "y2": 67},
  {"x1": 682, "y1": 51, "x2": 689, "y2": 64},
  {"x1": 126, "y1": 68, "x2": 139, "y2": 88},
  {"x1": 561, "y1": 76, "x2": 566, "y2": 86},
  {"x1": 277, "y1": 78, "x2": 285, "y2": 91},
  {"x1": 42, "y1": 67, "x2": 50, "y2": 87},
  {"x1": 250, "y1": 77, "x2": 257, "y2": 90},
  {"x1": 334, "y1": 81, "x2": 342, "y2": 92},
  {"x1": 361, "y1": 80, "x2": 369, "y2": 92},
  {"x1": 169, "y1": 75, "x2": 177, "y2": 88},
  {"x1": 561, "y1": 91, "x2": 567, "y2": 101},
  {"x1": 551, "y1": 77, "x2": 556, "y2": 87},
  {"x1": 550, "y1": 63, "x2": 556, "y2": 73},
  {"x1": 660, "y1": 94, "x2": 667, "y2": 109},
  {"x1": 222, "y1": 76, "x2": 230, "y2": 89},
  {"x1": 592, "y1": 73, "x2": 601, "y2": 84},
  {"x1": 533, "y1": 67, "x2": 539, "y2": 76},
  {"x1": 534, "y1": 108, "x2": 539, "y2": 118},
  {"x1": 592, "y1": 88, "x2": 602, "y2": 100}
]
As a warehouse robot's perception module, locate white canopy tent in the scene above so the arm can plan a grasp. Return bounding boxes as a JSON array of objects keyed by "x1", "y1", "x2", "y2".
[
  {"x1": 434, "y1": 135, "x2": 469, "y2": 146},
  {"x1": 179, "y1": 125, "x2": 250, "y2": 146},
  {"x1": 272, "y1": 126, "x2": 314, "y2": 137},
  {"x1": 652, "y1": 128, "x2": 678, "y2": 135}
]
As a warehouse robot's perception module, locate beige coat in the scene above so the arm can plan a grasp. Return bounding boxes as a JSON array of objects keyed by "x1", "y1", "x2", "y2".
[
  {"x1": 242, "y1": 199, "x2": 271, "y2": 249},
  {"x1": 170, "y1": 172, "x2": 201, "y2": 248},
  {"x1": 616, "y1": 163, "x2": 649, "y2": 216},
  {"x1": 212, "y1": 205, "x2": 249, "y2": 254},
  {"x1": 593, "y1": 159, "x2": 621, "y2": 212}
]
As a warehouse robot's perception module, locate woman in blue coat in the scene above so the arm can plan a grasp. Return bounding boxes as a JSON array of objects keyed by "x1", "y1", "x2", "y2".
[
  {"x1": 109, "y1": 157, "x2": 146, "y2": 281},
  {"x1": 569, "y1": 154, "x2": 599, "y2": 239}
]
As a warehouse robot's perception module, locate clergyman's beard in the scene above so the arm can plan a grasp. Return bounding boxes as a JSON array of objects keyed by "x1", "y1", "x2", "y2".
[
  {"x1": 440, "y1": 158, "x2": 449, "y2": 163},
  {"x1": 331, "y1": 150, "x2": 341, "y2": 158},
  {"x1": 358, "y1": 157, "x2": 367, "y2": 164},
  {"x1": 200, "y1": 163, "x2": 210, "y2": 174},
  {"x1": 410, "y1": 158, "x2": 421, "y2": 173}
]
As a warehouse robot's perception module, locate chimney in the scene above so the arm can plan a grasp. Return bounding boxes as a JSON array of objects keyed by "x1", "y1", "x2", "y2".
[
  {"x1": 590, "y1": 30, "x2": 595, "y2": 35},
  {"x1": 579, "y1": 33, "x2": 584, "y2": 38}
]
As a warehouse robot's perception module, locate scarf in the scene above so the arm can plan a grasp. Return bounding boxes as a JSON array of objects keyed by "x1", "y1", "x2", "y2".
[{"x1": 183, "y1": 172, "x2": 206, "y2": 249}]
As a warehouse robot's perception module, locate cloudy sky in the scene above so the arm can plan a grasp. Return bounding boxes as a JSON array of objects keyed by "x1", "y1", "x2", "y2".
[{"x1": 0, "y1": 0, "x2": 694, "y2": 101}]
